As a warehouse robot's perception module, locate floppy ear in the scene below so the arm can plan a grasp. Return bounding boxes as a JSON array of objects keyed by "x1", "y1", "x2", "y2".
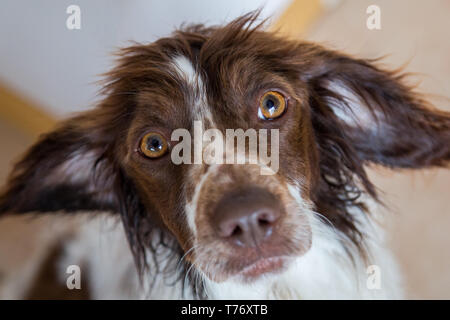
[
  {"x1": 304, "y1": 48, "x2": 450, "y2": 169},
  {"x1": 0, "y1": 109, "x2": 127, "y2": 215},
  {"x1": 0, "y1": 107, "x2": 153, "y2": 271}
]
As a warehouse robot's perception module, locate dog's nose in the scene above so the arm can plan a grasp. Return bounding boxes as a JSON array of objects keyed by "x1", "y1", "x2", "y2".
[{"x1": 213, "y1": 187, "x2": 282, "y2": 247}]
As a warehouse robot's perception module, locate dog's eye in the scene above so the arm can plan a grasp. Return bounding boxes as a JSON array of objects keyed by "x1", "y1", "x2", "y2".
[
  {"x1": 140, "y1": 132, "x2": 169, "y2": 158},
  {"x1": 258, "y1": 91, "x2": 286, "y2": 120}
]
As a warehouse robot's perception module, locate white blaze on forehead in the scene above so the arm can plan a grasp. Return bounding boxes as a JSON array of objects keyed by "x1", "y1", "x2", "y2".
[
  {"x1": 170, "y1": 55, "x2": 214, "y2": 125},
  {"x1": 171, "y1": 55, "x2": 218, "y2": 238},
  {"x1": 171, "y1": 55, "x2": 200, "y2": 87}
]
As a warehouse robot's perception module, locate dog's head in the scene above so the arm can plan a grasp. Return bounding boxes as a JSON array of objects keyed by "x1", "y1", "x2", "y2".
[{"x1": 1, "y1": 14, "x2": 449, "y2": 291}]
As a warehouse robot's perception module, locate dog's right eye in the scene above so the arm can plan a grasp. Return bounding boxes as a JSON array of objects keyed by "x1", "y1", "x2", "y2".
[{"x1": 140, "y1": 132, "x2": 169, "y2": 158}]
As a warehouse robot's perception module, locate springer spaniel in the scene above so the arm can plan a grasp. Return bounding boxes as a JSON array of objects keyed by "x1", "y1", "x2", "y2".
[{"x1": 1, "y1": 13, "x2": 449, "y2": 299}]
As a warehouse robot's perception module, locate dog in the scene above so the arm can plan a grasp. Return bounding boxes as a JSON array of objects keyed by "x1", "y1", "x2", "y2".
[{"x1": 0, "y1": 13, "x2": 449, "y2": 299}]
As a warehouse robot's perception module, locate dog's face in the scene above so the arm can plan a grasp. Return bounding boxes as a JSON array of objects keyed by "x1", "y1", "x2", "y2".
[
  {"x1": 122, "y1": 46, "x2": 316, "y2": 282},
  {"x1": 1, "y1": 15, "x2": 449, "y2": 288}
]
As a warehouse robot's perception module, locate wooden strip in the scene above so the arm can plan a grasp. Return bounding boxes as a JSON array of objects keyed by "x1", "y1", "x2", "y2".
[
  {"x1": 0, "y1": 83, "x2": 56, "y2": 138},
  {"x1": 270, "y1": 0, "x2": 323, "y2": 38}
]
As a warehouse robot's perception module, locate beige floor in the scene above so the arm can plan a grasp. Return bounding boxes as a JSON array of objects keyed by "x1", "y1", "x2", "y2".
[
  {"x1": 305, "y1": 0, "x2": 450, "y2": 299},
  {"x1": 0, "y1": 0, "x2": 449, "y2": 299}
]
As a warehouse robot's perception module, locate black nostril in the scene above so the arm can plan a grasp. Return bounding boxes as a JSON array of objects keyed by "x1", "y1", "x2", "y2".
[
  {"x1": 231, "y1": 225, "x2": 243, "y2": 237},
  {"x1": 258, "y1": 217, "x2": 270, "y2": 227},
  {"x1": 257, "y1": 212, "x2": 274, "y2": 226}
]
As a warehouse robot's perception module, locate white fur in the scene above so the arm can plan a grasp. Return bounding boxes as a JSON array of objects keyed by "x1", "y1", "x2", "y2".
[
  {"x1": 171, "y1": 55, "x2": 214, "y2": 125},
  {"x1": 326, "y1": 80, "x2": 380, "y2": 129},
  {"x1": 184, "y1": 165, "x2": 217, "y2": 237},
  {"x1": 59, "y1": 215, "x2": 141, "y2": 299},
  {"x1": 172, "y1": 55, "x2": 213, "y2": 237}
]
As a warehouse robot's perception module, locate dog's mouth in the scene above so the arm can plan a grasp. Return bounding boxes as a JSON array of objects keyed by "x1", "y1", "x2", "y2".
[
  {"x1": 236, "y1": 256, "x2": 289, "y2": 280},
  {"x1": 192, "y1": 246, "x2": 300, "y2": 283}
]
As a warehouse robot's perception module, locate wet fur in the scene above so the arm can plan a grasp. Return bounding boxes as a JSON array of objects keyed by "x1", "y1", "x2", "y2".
[{"x1": 0, "y1": 13, "x2": 449, "y2": 299}]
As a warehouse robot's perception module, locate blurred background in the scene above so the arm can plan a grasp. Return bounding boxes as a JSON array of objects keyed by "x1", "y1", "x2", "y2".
[{"x1": 0, "y1": 0, "x2": 449, "y2": 299}]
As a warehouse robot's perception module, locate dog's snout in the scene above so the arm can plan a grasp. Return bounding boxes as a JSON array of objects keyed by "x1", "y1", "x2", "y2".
[
  {"x1": 217, "y1": 208, "x2": 279, "y2": 247},
  {"x1": 213, "y1": 187, "x2": 282, "y2": 247}
]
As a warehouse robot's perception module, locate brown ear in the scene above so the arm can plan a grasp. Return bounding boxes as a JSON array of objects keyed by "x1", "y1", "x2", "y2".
[
  {"x1": 0, "y1": 109, "x2": 124, "y2": 215},
  {"x1": 305, "y1": 48, "x2": 450, "y2": 169}
]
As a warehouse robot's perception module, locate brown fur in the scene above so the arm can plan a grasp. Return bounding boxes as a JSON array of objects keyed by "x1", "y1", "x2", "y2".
[{"x1": 0, "y1": 12, "x2": 449, "y2": 297}]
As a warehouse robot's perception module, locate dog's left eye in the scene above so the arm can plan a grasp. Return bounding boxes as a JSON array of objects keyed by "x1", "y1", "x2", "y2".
[
  {"x1": 258, "y1": 91, "x2": 286, "y2": 120},
  {"x1": 140, "y1": 132, "x2": 169, "y2": 158}
]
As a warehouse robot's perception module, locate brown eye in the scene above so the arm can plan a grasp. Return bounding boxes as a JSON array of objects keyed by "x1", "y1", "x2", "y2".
[
  {"x1": 140, "y1": 132, "x2": 168, "y2": 158},
  {"x1": 258, "y1": 91, "x2": 286, "y2": 120}
]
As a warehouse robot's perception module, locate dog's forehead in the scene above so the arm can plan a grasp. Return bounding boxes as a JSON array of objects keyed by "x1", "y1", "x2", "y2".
[
  {"x1": 165, "y1": 53, "x2": 267, "y2": 129},
  {"x1": 131, "y1": 31, "x2": 300, "y2": 132}
]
